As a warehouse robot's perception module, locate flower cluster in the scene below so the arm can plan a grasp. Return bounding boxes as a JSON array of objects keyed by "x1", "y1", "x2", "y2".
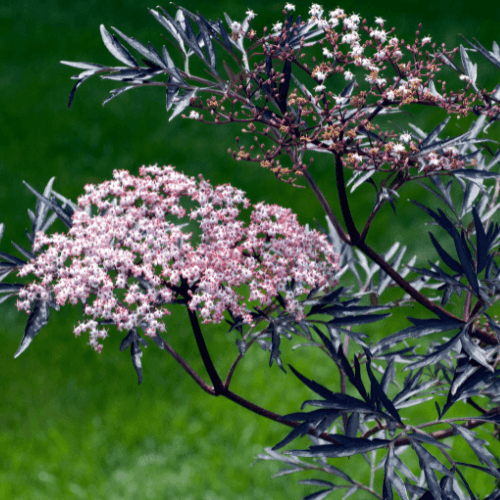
[
  {"x1": 184, "y1": 4, "x2": 487, "y2": 183},
  {"x1": 17, "y1": 165, "x2": 340, "y2": 351}
]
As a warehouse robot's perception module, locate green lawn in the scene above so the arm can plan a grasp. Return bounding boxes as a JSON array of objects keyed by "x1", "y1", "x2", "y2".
[{"x1": 1, "y1": 0, "x2": 500, "y2": 498}]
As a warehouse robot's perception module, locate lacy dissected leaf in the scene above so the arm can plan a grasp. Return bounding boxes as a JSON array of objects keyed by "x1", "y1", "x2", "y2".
[
  {"x1": 272, "y1": 421, "x2": 314, "y2": 451},
  {"x1": 451, "y1": 424, "x2": 500, "y2": 479},
  {"x1": 365, "y1": 354, "x2": 402, "y2": 424},
  {"x1": 313, "y1": 327, "x2": 369, "y2": 401},
  {"x1": 452, "y1": 229, "x2": 480, "y2": 296},
  {"x1": 269, "y1": 319, "x2": 286, "y2": 373},
  {"x1": 460, "y1": 45, "x2": 478, "y2": 89},
  {"x1": 289, "y1": 364, "x2": 338, "y2": 400},
  {"x1": 119, "y1": 327, "x2": 148, "y2": 384},
  {"x1": 411, "y1": 439, "x2": 453, "y2": 500},
  {"x1": 303, "y1": 488, "x2": 335, "y2": 500},
  {"x1": 156, "y1": 6, "x2": 207, "y2": 63},
  {"x1": 196, "y1": 12, "x2": 217, "y2": 73},
  {"x1": 407, "y1": 432, "x2": 452, "y2": 451},
  {"x1": 472, "y1": 206, "x2": 488, "y2": 273},
  {"x1": 100, "y1": 25, "x2": 138, "y2": 66},
  {"x1": 461, "y1": 35, "x2": 500, "y2": 71},
  {"x1": 443, "y1": 363, "x2": 499, "y2": 415},
  {"x1": 453, "y1": 169, "x2": 500, "y2": 180},
  {"x1": 428, "y1": 232, "x2": 463, "y2": 274},
  {"x1": 284, "y1": 435, "x2": 390, "y2": 458},
  {"x1": 169, "y1": 89, "x2": 196, "y2": 122},
  {"x1": 460, "y1": 329, "x2": 494, "y2": 371},
  {"x1": 402, "y1": 332, "x2": 461, "y2": 372},
  {"x1": 384, "y1": 445, "x2": 410, "y2": 500},
  {"x1": 23, "y1": 181, "x2": 74, "y2": 230},
  {"x1": 371, "y1": 318, "x2": 464, "y2": 356},
  {"x1": 14, "y1": 300, "x2": 50, "y2": 359}
]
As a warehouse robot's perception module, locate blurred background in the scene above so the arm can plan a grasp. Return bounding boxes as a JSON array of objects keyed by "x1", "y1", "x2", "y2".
[{"x1": 1, "y1": 0, "x2": 500, "y2": 498}]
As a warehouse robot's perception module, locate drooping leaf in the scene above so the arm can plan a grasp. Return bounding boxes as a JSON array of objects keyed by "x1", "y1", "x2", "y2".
[
  {"x1": 102, "y1": 86, "x2": 136, "y2": 106},
  {"x1": 418, "y1": 116, "x2": 451, "y2": 152},
  {"x1": 371, "y1": 318, "x2": 464, "y2": 356},
  {"x1": 451, "y1": 424, "x2": 500, "y2": 479},
  {"x1": 119, "y1": 327, "x2": 148, "y2": 384},
  {"x1": 384, "y1": 445, "x2": 410, "y2": 500},
  {"x1": 272, "y1": 421, "x2": 312, "y2": 451},
  {"x1": 407, "y1": 432, "x2": 452, "y2": 450},
  {"x1": 411, "y1": 439, "x2": 452, "y2": 500},
  {"x1": 314, "y1": 327, "x2": 369, "y2": 402},
  {"x1": 269, "y1": 320, "x2": 286, "y2": 373},
  {"x1": 452, "y1": 230, "x2": 479, "y2": 296},
  {"x1": 472, "y1": 205, "x2": 488, "y2": 273},
  {"x1": 460, "y1": 45, "x2": 478, "y2": 88},
  {"x1": 169, "y1": 89, "x2": 196, "y2": 122},
  {"x1": 285, "y1": 436, "x2": 390, "y2": 458},
  {"x1": 14, "y1": 300, "x2": 50, "y2": 359},
  {"x1": 410, "y1": 200, "x2": 457, "y2": 239},
  {"x1": 402, "y1": 332, "x2": 461, "y2": 372},
  {"x1": 196, "y1": 13, "x2": 218, "y2": 73},
  {"x1": 303, "y1": 489, "x2": 334, "y2": 500},
  {"x1": 365, "y1": 355, "x2": 402, "y2": 424},
  {"x1": 289, "y1": 364, "x2": 337, "y2": 401},
  {"x1": 460, "y1": 329, "x2": 494, "y2": 371},
  {"x1": 428, "y1": 232, "x2": 463, "y2": 274},
  {"x1": 453, "y1": 169, "x2": 500, "y2": 180}
]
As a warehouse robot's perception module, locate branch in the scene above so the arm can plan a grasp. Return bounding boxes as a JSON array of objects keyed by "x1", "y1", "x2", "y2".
[
  {"x1": 161, "y1": 338, "x2": 216, "y2": 395},
  {"x1": 302, "y1": 169, "x2": 350, "y2": 244},
  {"x1": 186, "y1": 305, "x2": 225, "y2": 394},
  {"x1": 334, "y1": 151, "x2": 361, "y2": 245}
]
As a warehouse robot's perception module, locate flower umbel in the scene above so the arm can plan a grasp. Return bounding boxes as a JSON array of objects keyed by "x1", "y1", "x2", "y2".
[{"x1": 17, "y1": 166, "x2": 340, "y2": 352}]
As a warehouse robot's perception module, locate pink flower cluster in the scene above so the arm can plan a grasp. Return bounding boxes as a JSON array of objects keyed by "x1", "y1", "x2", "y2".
[{"x1": 17, "y1": 165, "x2": 340, "y2": 352}]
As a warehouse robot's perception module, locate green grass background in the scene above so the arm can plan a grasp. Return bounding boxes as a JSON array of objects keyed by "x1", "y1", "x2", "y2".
[{"x1": 1, "y1": 0, "x2": 500, "y2": 498}]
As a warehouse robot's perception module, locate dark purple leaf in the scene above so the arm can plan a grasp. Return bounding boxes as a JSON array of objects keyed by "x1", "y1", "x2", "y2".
[
  {"x1": 120, "y1": 327, "x2": 148, "y2": 384},
  {"x1": 314, "y1": 327, "x2": 369, "y2": 401},
  {"x1": 11, "y1": 242, "x2": 34, "y2": 261},
  {"x1": 111, "y1": 27, "x2": 166, "y2": 69},
  {"x1": 402, "y1": 332, "x2": 461, "y2": 372},
  {"x1": 0, "y1": 283, "x2": 24, "y2": 293},
  {"x1": 272, "y1": 421, "x2": 311, "y2": 450},
  {"x1": 169, "y1": 89, "x2": 196, "y2": 121},
  {"x1": 365, "y1": 356, "x2": 402, "y2": 424},
  {"x1": 453, "y1": 230, "x2": 479, "y2": 296},
  {"x1": 453, "y1": 169, "x2": 500, "y2": 180},
  {"x1": 327, "y1": 313, "x2": 391, "y2": 327},
  {"x1": 196, "y1": 13, "x2": 217, "y2": 72},
  {"x1": 14, "y1": 300, "x2": 49, "y2": 359},
  {"x1": 384, "y1": 445, "x2": 410, "y2": 500},
  {"x1": 472, "y1": 206, "x2": 488, "y2": 273},
  {"x1": 451, "y1": 424, "x2": 500, "y2": 478},
  {"x1": 428, "y1": 232, "x2": 463, "y2": 274},
  {"x1": 100, "y1": 25, "x2": 138, "y2": 66},
  {"x1": 102, "y1": 86, "x2": 136, "y2": 106},
  {"x1": 157, "y1": 7, "x2": 206, "y2": 62},
  {"x1": 371, "y1": 318, "x2": 463, "y2": 356},
  {"x1": 285, "y1": 436, "x2": 390, "y2": 458},
  {"x1": 303, "y1": 489, "x2": 333, "y2": 500},
  {"x1": 0, "y1": 251, "x2": 26, "y2": 266},
  {"x1": 461, "y1": 330, "x2": 493, "y2": 371}
]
